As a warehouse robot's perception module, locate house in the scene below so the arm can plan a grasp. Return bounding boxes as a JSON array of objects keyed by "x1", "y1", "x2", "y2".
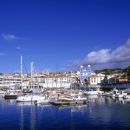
[{"x1": 89, "y1": 73, "x2": 105, "y2": 85}]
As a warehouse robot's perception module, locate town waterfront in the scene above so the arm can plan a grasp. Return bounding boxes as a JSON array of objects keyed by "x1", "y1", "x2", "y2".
[{"x1": 0, "y1": 96, "x2": 130, "y2": 130}]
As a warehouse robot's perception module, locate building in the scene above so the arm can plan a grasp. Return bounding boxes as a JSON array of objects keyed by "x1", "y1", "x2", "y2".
[
  {"x1": 89, "y1": 73, "x2": 105, "y2": 85},
  {"x1": 0, "y1": 74, "x2": 21, "y2": 88},
  {"x1": 30, "y1": 73, "x2": 77, "y2": 89}
]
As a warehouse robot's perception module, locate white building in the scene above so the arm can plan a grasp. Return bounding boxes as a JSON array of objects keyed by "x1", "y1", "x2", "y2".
[
  {"x1": 89, "y1": 73, "x2": 105, "y2": 85},
  {"x1": 0, "y1": 74, "x2": 21, "y2": 88},
  {"x1": 31, "y1": 73, "x2": 76, "y2": 89}
]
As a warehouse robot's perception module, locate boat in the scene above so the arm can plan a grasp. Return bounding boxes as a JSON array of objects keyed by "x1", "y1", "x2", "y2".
[
  {"x1": 16, "y1": 95, "x2": 46, "y2": 103},
  {"x1": 16, "y1": 60, "x2": 47, "y2": 104},
  {"x1": 36, "y1": 99, "x2": 49, "y2": 105},
  {"x1": 102, "y1": 92, "x2": 111, "y2": 96},
  {"x1": 115, "y1": 90, "x2": 127, "y2": 98},
  {"x1": 4, "y1": 90, "x2": 18, "y2": 99},
  {"x1": 123, "y1": 94, "x2": 130, "y2": 99},
  {"x1": 84, "y1": 88, "x2": 103, "y2": 95},
  {"x1": 51, "y1": 94, "x2": 87, "y2": 106},
  {"x1": 4, "y1": 89, "x2": 21, "y2": 99},
  {"x1": 70, "y1": 91, "x2": 83, "y2": 97},
  {"x1": 109, "y1": 88, "x2": 119, "y2": 97},
  {"x1": 0, "y1": 90, "x2": 6, "y2": 95},
  {"x1": 74, "y1": 95, "x2": 87, "y2": 104}
]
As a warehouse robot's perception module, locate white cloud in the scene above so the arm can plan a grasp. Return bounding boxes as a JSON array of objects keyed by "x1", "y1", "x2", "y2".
[
  {"x1": 85, "y1": 49, "x2": 111, "y2": 64},
  {"x1": 0, "y1": 53, "x2": 6, "y2": 56},
  {"x1": 1, "y1": 34, "x2": 17, "y2": 41},
  {"x1": 16, "y1": 46, "x2": 22, "y2": 50},
  {"x1": 75, "y1": 39, "x2": 130, "y2": 69}
]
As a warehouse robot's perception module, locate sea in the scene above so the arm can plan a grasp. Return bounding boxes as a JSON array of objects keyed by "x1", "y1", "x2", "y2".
[{"x1": 0, "y1": 95, "x2": 130, "y2": 130}]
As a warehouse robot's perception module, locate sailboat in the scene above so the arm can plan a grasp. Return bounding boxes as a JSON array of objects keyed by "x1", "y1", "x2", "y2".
[{"x1": 16, "y1": 62, "x2": 48, "y2": 104}]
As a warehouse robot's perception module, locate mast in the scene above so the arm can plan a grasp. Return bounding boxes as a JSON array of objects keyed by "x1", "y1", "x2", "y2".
[
  {"x1": 20, "y1": 56, "x2": 23, "y2": 90},
  {"x1": 30, "y1": 62, "x2": 34, "y2": 91}
]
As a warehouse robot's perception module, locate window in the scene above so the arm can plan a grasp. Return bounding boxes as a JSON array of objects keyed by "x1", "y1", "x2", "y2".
[{"x1": 94, "y1": 77, "x2": 96, "y2": 83}]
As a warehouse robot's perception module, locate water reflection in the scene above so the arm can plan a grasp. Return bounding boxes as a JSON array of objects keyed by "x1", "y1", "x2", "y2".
[
  {"x1": 19, "y1": 103, "x2": 35, "y2": 130},
  {"x1": 17, "y1": 103, "x2": 52, "y2": 130},
  {"x1": 56, "y1": 104, "x2": 87, "y2": 113},
  {"x1": 20, "y1": 105, "x2": 24, "y2": 130},
  {"x1": 0, "y1": 96, "x2": 130, "y2": 130},
  {"x1": 17, "y1": 102, "x2": 34, "y2": 106},
  {"x1": 30, "y1": 105, "x2": 37, "y2": 130},
  {"x1": 111, "y1": 97, "x2": 130, "y2": 104}
]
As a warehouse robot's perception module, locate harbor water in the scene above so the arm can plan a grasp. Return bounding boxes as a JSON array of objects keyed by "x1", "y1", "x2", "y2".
[{"x1": 0, "y1": 96, "x2": 130, "y2": 130}]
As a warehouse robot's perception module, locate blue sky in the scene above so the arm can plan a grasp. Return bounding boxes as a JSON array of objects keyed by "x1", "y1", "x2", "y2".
[{"x1": 0, "y1": 0, "x2": 130, "y2": 73}]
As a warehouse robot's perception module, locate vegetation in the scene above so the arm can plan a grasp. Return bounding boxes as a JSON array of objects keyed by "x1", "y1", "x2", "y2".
[
  {"x1": 95, "y1": 66, "x2": 130, "y2": 76},
  {"x1": 84, "y1": 79, "x2": 90, "y2": 86},
  {"x1": 127, "y1": 66, "x2": 130, "y2": 81},
  {"x1": 95, "y1": 68, "x2": 124, "y2": 75}
]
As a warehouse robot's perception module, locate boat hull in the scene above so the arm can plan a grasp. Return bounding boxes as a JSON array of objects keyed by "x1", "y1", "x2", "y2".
[
  {"x1": 16, "y1": 95, "x2": 46, "y2": 102},
  {"x1": 4, "y1": 95, "x2": 17, "y2": 99}
]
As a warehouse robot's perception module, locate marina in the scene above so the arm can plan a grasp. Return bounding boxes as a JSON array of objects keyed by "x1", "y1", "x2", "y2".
[
  {"x1": 0, "y1": 0, "x2": 130, "y2": 129},
  {"x1": 0, "y1": 94, "x2": 130, "y2": 130},
  {"x1": 0, "y1": 56, "x2": 130, "y2": 130},
  {"x1": 0, "y1": 74, "x2": 130, "y2": 130}
]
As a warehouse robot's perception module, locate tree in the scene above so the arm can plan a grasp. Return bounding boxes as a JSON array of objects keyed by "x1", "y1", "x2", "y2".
[
  {"x1": 101, "y1": 75, "x2": 108, "y2": 85},
  {"x1": 127, "y1": 66, "x2": 130, "y2": 81},
  {"x1": 84, "y1": 79, "x2": 89, "y2": 86}
]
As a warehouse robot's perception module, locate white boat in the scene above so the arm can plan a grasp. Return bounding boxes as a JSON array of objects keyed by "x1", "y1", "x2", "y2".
[
  {"x1": 4, "y1": 92, "x2": 17, "y2": 99},
  {"x1": 74, "y1": 95, "x2": 87, "y2": 102},
  {"x1": 70, "y1": 91, "x2": 83, "y2": 97},
  {"x1": 84, "y1": 88, "x2": 103, "y2": 95},
  {"x1": 16, "y1": 95, "x2": 46, "y2": 102},
  {"x1": 36, "y1": 99, "x2": 49, "y2": 105},
  {"x1": 123, "y1": 94, "x2": 130, "y2": 99},
  {"x1": 87, "y1": 95, "x2": 98, "y2": 99},
  {"x1": 102, "y1": 92, "x2": 111, "y2": 96},
  {"x1": 109, "y1": 88, "x2": 119, "y2": 97},
  {"x1": 57, "y1": 94, "x2": 87, "y2": 104},
  {"x1": 50, "y1": 91, "x2": 88, "y2": 106},
  {"x1": 4, "y1": 90, "x2": 21, "y2": 99},
  {"x1": 115, "y1": 90, "x2": 127, "y2": 98},
  {"x1": 0, "y1": 90, "x2": 6, "y2": 95}
]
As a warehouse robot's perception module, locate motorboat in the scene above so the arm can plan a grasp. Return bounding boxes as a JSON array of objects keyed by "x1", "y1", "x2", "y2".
[
  {"x1": 74, "y1": 95, "x2": 87, "y2": 104},
  {"x1": 115, "y1": 90, "x2": 127, "y2": 98},
  {"x1": 36, "y1": 99, "x2": 49, "y2": 105},
  {"x1": 109, "y1": 88, "x2": 119, "y2": 97},
  {"x1": 70, "y1": 91, "x2": 83, "y2": 97},
  {"x1": 51, "y1": 94, "x2": 87, "y2": 106},
  {"x1": 16, "y1": 95, "x2": 46, "y2": 103},
  {"x1": 0, "y1": 90, "x2": 6, "y2": 95},
  {"x1": 4, "y1": 90, "x2": 21, "y2": 99},
  {"x1": 123, "y1": 94, "x2": 130, "y2": 99},
  {"x1": 102, "y1": 92, "x2": 111, "y2": 97},
  {"x1": 84, "y1": 88, "x2": 103, "y2": 96}
]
